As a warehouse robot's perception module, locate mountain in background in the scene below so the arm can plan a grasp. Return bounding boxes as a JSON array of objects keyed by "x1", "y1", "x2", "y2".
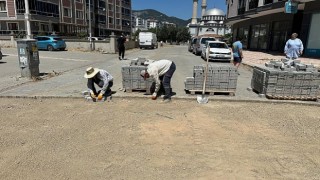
[{"x1": 132, "y1": 9, "x2": 192, "y2": 27}]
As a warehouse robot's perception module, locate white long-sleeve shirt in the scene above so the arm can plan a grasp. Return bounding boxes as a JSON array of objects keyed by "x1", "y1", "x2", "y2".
[
  {"x1": 147, "y1": 59, "x2": 172, "y2": 95},
  {"x1": 88, "y1": 69, "x2": 113, "y2": 95}
]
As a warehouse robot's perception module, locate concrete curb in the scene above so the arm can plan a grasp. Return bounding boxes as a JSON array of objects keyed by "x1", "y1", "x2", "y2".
[{"x1": 1, "y1": 95, "x2": 319, "y2": 107}]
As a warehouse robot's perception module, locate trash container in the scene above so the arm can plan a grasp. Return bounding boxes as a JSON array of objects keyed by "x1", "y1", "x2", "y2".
[{"x1": 17, "y1": 39, "x2": 40, "y2": 78}]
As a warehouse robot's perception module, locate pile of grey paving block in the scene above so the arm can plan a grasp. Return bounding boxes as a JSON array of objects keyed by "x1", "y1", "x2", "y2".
[
  {"x1": 251, "y1": 59, "x2": 320, "y2": 99},
  {"x1": 122, "y1": 58, "x2": 154, "y2": 93},
  {"x1": 185, "y1": 64, "x2": 238, "y2": 92}
]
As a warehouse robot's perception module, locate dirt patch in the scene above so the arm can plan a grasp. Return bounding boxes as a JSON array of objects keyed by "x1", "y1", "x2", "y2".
[{"x1": 0, "y1": 98, "x2": 319, "y2": 179}]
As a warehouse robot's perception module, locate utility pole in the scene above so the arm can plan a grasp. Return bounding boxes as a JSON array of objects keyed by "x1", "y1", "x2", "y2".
[
  {"x1": 88, "y1": 0, "x2": 93, "y2": 50},
  {"x1": 24, "y1": 0, "x2": 32, "y2": 39}
]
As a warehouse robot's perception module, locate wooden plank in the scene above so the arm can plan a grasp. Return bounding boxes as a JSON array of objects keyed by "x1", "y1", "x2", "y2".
[
  {"x1": 125, "y1": 88, "x2": 151, "y2": 94},
  {"x1": 187, "y1": 89, "x2": 236, "y2": 96}
]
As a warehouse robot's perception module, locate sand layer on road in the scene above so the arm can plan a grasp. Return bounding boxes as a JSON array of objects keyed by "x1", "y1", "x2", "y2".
[{"x1": 0, "y1": 98, "x2": 319, "y2": 179}]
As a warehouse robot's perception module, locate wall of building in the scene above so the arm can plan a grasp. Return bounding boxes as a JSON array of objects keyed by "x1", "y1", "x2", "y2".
[
  {"x1": 226, "y1": 0, "x2": 239, "y2": 18},
  {"x1": 301, "y1": 0, "x2": 320, "y2": 57},
  {"x1": 0, "y1": 37, "x2": 138, "y2": 53}
]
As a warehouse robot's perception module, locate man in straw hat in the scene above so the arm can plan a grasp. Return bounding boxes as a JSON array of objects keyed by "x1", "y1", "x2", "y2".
[
  {"x1": 140, "y1": 59, "x2": 176, "y2": 102},
  {"x1": 84, "y1": 67, "x2": 113, "y2": 101}
]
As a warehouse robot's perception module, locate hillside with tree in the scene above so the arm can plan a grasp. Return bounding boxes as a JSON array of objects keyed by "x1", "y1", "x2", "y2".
[{"x1": 132, "y1": 9, "x2": 191, "y2": 27}]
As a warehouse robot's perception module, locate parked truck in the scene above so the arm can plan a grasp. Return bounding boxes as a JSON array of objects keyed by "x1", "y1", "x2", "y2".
[{"x1": 139, "y1": 32, "x2": 158, "y2": 49}]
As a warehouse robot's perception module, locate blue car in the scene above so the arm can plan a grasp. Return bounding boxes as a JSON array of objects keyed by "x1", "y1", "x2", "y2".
[{"x1": 34, "y1": 36, "x2": 66, "y2": 51}]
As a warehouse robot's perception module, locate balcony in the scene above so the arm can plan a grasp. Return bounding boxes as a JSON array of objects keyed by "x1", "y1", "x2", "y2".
[{"x1": 249, "y1": 0, "x2": 259, "y2": 9}]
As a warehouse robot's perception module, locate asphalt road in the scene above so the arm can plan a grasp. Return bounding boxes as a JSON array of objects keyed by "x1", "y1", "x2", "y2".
[{"x1": 0, "y1": 46, "x2": 256, "y2": 99}]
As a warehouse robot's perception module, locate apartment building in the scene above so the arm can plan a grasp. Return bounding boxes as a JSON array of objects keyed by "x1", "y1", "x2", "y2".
[
  {"x1": 146, "y1": 19, "x2": 159, "y2": 29},
  {"x1": 226, "y1": 0, "x2": 320, "y2": 57},
  {"x1": 0, "y1": 0, "x2": 132, "y2": 37}
]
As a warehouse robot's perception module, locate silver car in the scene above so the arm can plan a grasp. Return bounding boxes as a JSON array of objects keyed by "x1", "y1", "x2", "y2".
[{"x1": 193, "y1": 37, "x2": 216, "y2": 55}]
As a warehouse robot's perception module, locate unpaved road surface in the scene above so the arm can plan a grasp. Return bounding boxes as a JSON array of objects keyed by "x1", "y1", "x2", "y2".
[{"x1": 0, "y1": 98, "x2": 319, "y2": 179}]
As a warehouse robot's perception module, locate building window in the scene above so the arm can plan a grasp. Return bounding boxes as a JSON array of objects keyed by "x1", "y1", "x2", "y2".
[
  {"x1": 15, "y1": 0, "x2": 59, "y2": 17},
  {"x1": 116, "y1": 6, "x2": 120, "y2": 13},
  {"x1": 109, "y1": 17, "x2": 113, "y2": 24},
  {"x1": 98, "y1": 15, "x2": 106, "y2": 24},
  {"x1": 64, "y1": 8, "x2": 72, "y2": 17},
  {"x1": 108, "y1": 4, "x2": 113, "y2": 11},
  {"x1": 238, "y1": 0, "x2": 246, "y2": 15},
  {"x1": 0, "y1": 1, "x2": 6, "y2": 11},
  {"x1": 76, "y1": 0, "x2": 82, "y2": 2},
  {"x1": 99, "y1": 0, "x2": 106, "y2": 9},
  {"x1": 76, "y1": 10, "x2": 83, "y2": 19},
  {"x1": 249, "y1": 0, "x2": 259, "y2": 9},
  {"x1": 7, "y1": 23, "x2": 18, "y2": 30},
  {"x1": 40, "y1": 24, "x2": 49, "y2": 31},
  {"x1": 250, "y1": 24, "x2": 269, "y2": 50},
  {"x1": 116, "y1": 19, "x2": 120, "y2": 25}
]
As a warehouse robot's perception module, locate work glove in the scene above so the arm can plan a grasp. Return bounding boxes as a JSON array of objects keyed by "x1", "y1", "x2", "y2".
[
  {"x1": 151, "y1": 92, "x2": 157, "y2": 100},
  {"x1": 90, "y1": 92, "x2": 96, "y2": 98},
  {"x1": 97, "y1": 93, "x2": 103, "y2": 100}
]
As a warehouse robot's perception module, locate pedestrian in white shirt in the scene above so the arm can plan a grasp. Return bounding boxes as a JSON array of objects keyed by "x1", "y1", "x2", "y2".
[
  {"x1": 140, "y1": 59, "x2": 176, "y2": 102},
  {"x1": 84, "y1": 67, "x2": 113, "y2": 101}
]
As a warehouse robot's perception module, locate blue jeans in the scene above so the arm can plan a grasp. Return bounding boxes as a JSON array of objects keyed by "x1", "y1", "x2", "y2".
[{"x1": 162, "y1": 62, "x2": 176, "y2": 99}]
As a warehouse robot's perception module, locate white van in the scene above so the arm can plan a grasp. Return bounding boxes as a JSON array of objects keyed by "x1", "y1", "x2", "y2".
[{"x1": 139, "y1": 32, "x2": 158, "y2": 49}]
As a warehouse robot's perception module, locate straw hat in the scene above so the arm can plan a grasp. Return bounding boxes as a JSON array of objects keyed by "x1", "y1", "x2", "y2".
[{"x1": 84, "y1": 67, "x2": 99, "y2": 78}]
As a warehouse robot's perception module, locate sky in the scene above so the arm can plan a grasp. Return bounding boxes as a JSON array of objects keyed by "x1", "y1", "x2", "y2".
[{"x1": 132, "y1": 0, "x2": 227, "y2": 20}]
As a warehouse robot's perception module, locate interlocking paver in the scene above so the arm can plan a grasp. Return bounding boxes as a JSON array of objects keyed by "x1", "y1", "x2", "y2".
[{"x1": 242, "y1": 50, "x2": 320, "y2": 68}]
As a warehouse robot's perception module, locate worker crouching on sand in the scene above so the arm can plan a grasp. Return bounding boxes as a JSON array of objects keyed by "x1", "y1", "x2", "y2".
[
  {"x1": 140, "y1": 59, "x2": 176, "y2": 103},
  {"x1": 84, "y1": 67, "x2": 113, "y2": 101}
]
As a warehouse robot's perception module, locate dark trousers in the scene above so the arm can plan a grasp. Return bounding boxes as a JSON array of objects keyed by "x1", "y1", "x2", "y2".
[
  {"x1": 162, "y1": 62, "x2": 176, "y2": 99},
  {"x1": 87, "y1": 79, "x2": 113, "y2": 96},
  {"x1": 118, "y1": 46, "x2": 125, "y2": 59}
]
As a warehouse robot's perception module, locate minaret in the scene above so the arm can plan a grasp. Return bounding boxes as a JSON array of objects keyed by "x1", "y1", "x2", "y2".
[
  {"x1": 201, "y1": 0, "x2": 207, "y2": 17},
  {"x1": 191, "y1": 0, "x2": 198, "y2": 24}
]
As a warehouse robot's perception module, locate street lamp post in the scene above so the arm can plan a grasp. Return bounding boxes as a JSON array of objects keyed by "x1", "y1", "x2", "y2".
[
  {"x1": 24, "y1": 0, "x2": 32, "y2": 39},
  {"x1": 88, "y1": 0, "x2": 93, "y2": 51}
]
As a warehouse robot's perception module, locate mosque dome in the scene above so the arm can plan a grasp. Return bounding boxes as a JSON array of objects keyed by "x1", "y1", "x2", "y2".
[{"x1": 204, "y1": 8, "x2": 225, "y2": 16}]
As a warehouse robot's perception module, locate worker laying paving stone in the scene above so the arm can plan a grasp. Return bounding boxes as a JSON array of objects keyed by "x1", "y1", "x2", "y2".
[
  {"x1": 83, "y1": 67, "x2": 113, "y2": 102},
  {"x1": 140, "y1": 59, "x2": 176, "y2": 103}
]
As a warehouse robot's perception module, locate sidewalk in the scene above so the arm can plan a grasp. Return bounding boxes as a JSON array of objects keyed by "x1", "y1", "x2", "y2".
[{"x1": 242, "y1": 50, "x2": 320, "y2": 68}]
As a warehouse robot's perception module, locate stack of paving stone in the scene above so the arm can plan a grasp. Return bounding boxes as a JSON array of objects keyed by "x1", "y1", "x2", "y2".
[
  {"x1": 185, "y1": 64, "x2": 238, "y2": 95},
  {"x1": 251, "y1": 59, "x2": 320, "y2": 100},
  {"x1": 122, "y1": 58, "x2": 154, "y2": 93}
]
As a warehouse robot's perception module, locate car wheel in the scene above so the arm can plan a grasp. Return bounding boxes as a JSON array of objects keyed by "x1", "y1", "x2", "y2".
[
  {"x1": 47, "y1": 45, "x2": 54, "y2": 51},
  {"x1": 60, "y1": 48, "x2": 65, "y2": 51}
]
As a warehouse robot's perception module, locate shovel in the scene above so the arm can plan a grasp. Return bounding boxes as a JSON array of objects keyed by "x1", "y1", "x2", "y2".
[{"x1": 197, "y1": 46, "x2": 210, "y2": 104}]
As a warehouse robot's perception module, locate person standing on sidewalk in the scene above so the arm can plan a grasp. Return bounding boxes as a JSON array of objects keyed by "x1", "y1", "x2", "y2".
[
  {"x1": 284, "y1": 33, "x2": 304, "y2": 60},
  {"x1": 140, "y1": 59, "x2": 176, "y2": 103},
  {"x1": 117, "y1": 33, "x2": 126, "y2": 60},
  {"x1": 232, "y1": 37, "x2": 244, "y2": 71},
  {"x1": 84, "y1": 67, "x2": 113, "y2": 101}
]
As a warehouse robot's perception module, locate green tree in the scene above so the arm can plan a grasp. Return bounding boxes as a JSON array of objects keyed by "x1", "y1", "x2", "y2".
[
  {"x1": 167, "y1": 26, "x2": 177, "y2": 43},
  {"x1": 158, "y1": 26, "x2": 169, "y2": 42},
  {"x1": 176, "y1": 27, "x2": 191, "y2": 43}
]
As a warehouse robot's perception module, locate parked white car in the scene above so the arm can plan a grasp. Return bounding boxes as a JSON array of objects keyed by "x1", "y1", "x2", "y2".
[{"x1": 201, "y1": 41, "x2": 232, "y2": 62}]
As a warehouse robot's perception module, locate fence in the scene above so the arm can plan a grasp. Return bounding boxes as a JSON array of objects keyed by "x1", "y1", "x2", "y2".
[{"x1": 0, "y1": 34, "x2": 138, "y2": 53}]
